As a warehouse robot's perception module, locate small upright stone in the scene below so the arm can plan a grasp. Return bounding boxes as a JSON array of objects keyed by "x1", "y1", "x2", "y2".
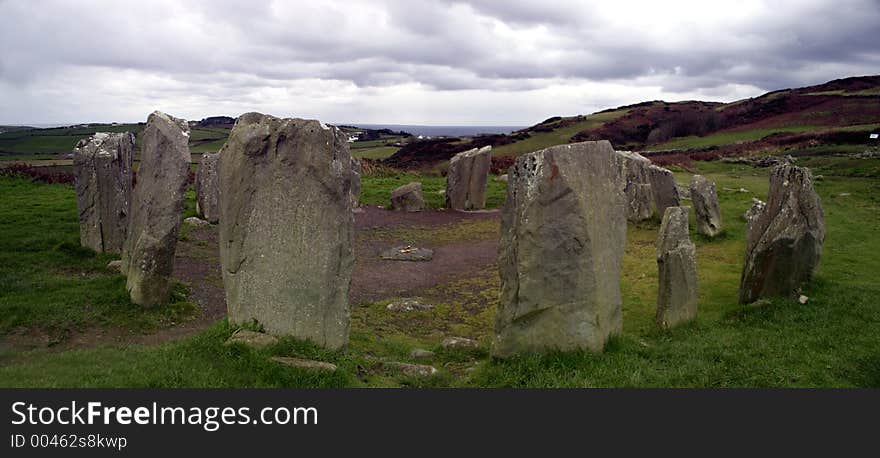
[
  {"x1": 195, "y1": 152, "x2": 220, "y2": 223},
  {"x1": 739, "y1": 163, "x2": 825, "y2": 303},
  {"x1": 648, "y1": 165, "x2": 681, "y2": 217},
  {"x1": 655, "y1": 206, "x2": 698, "y2": 329},
  {"x1": 350, "y1": 156, "x2": 362, "y2": 208},
  {"x1": 689, "y1": 175, "x2": 722, "y2": 237},
  {"x1": 219, "y1": 113, "x2": 354, "y2": 349},
  {"x1": 121, "y1": 111, "x2": 191, "y2": 307},
  {"x1": 390, "y1": 182, "x2": 425, "y2": 212},
  {"x1": 73, "y1": 132, "x2": 134, "y2": 253},
  {"x1": 495, "y1": 140, "x2": 626, "y2": 357},
  {"x1": 616, "y1": 150, "x2": 655, "y2": 222},
  {"x1": 445, "y1": 146, "x2": 492, "y2": 210}
]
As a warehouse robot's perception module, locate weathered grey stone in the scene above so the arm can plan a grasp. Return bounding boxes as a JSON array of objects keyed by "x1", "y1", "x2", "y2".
[
  {"x1": 183, "y1": 216, "x2": 209, "y2": 227},
  {"x1": 441, "y1": 336, "x2": 479, "y2": 349},
  {"x1": 195, "y1": 152, "x2": 220, "y2": 223},
  {"x1": 350, "y1": 156, "x2": 362, "y2": 208},
  {"x1": 386, "y1": 299, "x2": 433, "y2": 312},
  {"x1": 390, "y1": 182, "x2": 425, "y2": 212},
  {"x1": 271, "y1": 356, "x2": 337, "y2": 372},
  {"x1": 655, "y1": 206, "x2": 698, "y2": 329},
  {"x1": 121, "y1": 111, "x2": 191, "y2": 307},
  {"x1": 219, "y1": 112, "x2": 354, "y2": 350},
  {"x1": 106, "y1": 260, "x2": 122, "y2": 272},
  {"x1": 689, "y1": 175, "x2": 722, "y2": 237},
  {"x1": 225, "y1": 329, "x2": 279, "y2": 349},
  {"x1": 497, "y1": 174, "x2": 508, "y2": 183},
  {"x1": 410, "y1": 348, "x2": 435, "y2": 358},
  {"x1": 616, "y1": 150, "x2": 655, "y2": 222},
  {"x1": 647, "y1": 165, "x2": 681, "y2": 217},
  {"x1": 384, "y1": 361, "x2": 438, "y2": 377},
  {"x1": 445, "y1": 146, "x2": 492, "y2": 210},
  {"x1": 739, "y1": 163, "x2": 825, "y2": 304},
  {"x1": 73, "y1": 132, "x2": 134, "y2": 253},
  {"x1": 380, "y1": 245, "x2": 433, "y2": 261},
  {"x1": 495, "y1": 140, "x2": 626, "y2": 356}
]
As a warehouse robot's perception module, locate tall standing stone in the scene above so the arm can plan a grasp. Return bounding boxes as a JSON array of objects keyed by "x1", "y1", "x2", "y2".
[
  {"x1": 495, "y1": 140, "x2": 626, "y2": 356},
  {"x1": 739, "y1": 163, "x2": 825, "y2": 303},
  {"x1": 121, "y1": 111, "x2": 191, "y2": 307},
  {"x1": 445, "y1": 146, "x2": 492, "y2": 210},
  {"x1": 616, "y1": 150, "x2": 655, "y2": 222},
  {"x1": 689, "y1": 175, "x2": 722, "y2": 237},
  {"x1": 195, "y1": 152, "x2": 220, "y2": 223},
  {"x1": 350, "y1": 156, "x2": 362, "y2": 208},
  {"x1": 73, "y1": 132, "x2": 134, "y2": 253},
  {"x1": 655, "y1": 206, "x2": 698, "y2": 329},
  {"x1": 648, "y1": 165, "x2": 681, "y2": 217},
  {"x1": 219, "y1": 113, "x2": 354, "y2": 349}
]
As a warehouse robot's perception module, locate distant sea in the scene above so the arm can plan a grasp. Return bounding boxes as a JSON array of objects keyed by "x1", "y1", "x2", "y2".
[{"x1": 350, "y1": 124, "x2": 527, "y2": 137}]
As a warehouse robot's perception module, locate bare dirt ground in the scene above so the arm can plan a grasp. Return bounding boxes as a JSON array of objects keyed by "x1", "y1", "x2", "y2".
[{"x1": 4, "y1": 206, "x2": 500, "y2": 350}]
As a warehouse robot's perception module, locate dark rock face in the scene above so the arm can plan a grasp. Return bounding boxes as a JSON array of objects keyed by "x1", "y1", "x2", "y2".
[
  {"x1": 73, "y1": 132, "x2": 134, "y2": 253},
  {"x1": 195, "y1": 152, "x2": 220, "y2": 223},
  {"x1": 445, "y1": 146, "x2": 492, "y2": 210},
  {"x1": 218, "y1": 113, "x2": 354, "y2": 349},
  {"x1": 689, "y1": 175, "x2": 722, "y2": 237},
  {"x1": 390, "y1": 182, "x2": 425, "y2": 212},
  {"x1": 655, "y1": 206, "x2": 698, "y2": 329},
  {"x1": 739, "y1": 163, "x2": 826, "y2": 304},
  {"x1": 495, "y1": 140, "x2": 627, "y2": 357},
  {"x1": 616, "y1": 150, "x2": 655, "y2": 222},
  {"x1": 121, "y1": 111, "x2": 191, "y2": 307},
  {"x1": 648, "y1": 165, "x2": 681, "y2": 217}
]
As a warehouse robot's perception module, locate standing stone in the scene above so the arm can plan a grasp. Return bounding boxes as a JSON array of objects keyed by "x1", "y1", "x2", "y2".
[
  {"x1": 495, "y1": 140, "x2": 626, "y2": 356},
  {"x1": 689, "y1": 175, "x2": 722, "y2": 237},
  {"x1": 121, "y1": 111, "x2": 191, "y2": 307},
  {"x1": 655, "y1": 206, "x2": 698, "y2": 329},
  {"x1": 350, "y1": 156, "x2": 362, "y2": 208},
  {"x1": 73, "y1": 132, "x2": 134, "y2": 253},
  {"x1": 219, "y1": 113, "x2": 354, "y2": 349},
  {"x1": 739, "y1": 163, "x2": 825, "y2": 303},
  {"x1": 390, "y1": 182, "x2": 425, "y2": 212},
  {"x1": 445, "y1": 146, "x2": 492, "y2": 210},
  {"x1": 616, "y1": 150, "x2": 655, "y2": 222},
  {"x1": 195, "y1": 152, "x2": 220, "y2": 223},
  {"x1": 648, "y1": 165, "x2": 681, "y2": 217}
]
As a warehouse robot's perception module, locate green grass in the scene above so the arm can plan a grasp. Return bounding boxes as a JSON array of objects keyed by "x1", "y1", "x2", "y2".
[
  {"x1": 649, "y1": 124, "x2": 880, "y2": 151},
  {"x1": 806, "y1": 88, "x2": 880, "y2": 97},
  {"x1": 1, "y1": 153, "x2": 879, "y2": 387},
  {"x1": 352, "y1": 146, "x2": 399, "y2": 160},
  {"x1": 491, "y1": 109, "x2": 629, "y2": 157},
  {"x1": 0, "y1": 178, "x2": 196, "y2": 341},
  {"x1": 361, "y1": 173, "x2": 507, "y2": 209}
]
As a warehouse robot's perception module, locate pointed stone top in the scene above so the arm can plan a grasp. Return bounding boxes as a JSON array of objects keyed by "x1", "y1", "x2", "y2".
[
  {"x1": 657, "y1": 206, "x2": 691, "y2": 257},
  {"x1": 450, "y1": 145, "x2": 492, "y2": 163},
  {"x1": 147, "y1": 111, "x2": 190, "y2": 137}
]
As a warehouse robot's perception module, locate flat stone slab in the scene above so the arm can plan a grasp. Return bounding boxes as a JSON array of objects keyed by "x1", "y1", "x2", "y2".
[
  {"x1": 380, "y1": 245, "x2": 434, "y2": 261},
  {"x1": 410, "y1": 348, "x2": 435, "y2": 358},
  {"x1": 386, "y1": 299, "x2": 434, "y2": 312},
  {"x1": 442, "y1": 336, "x2": 479, "y2": 349},
  {"x1": 383, "y1": 361, "x2": 438, "y2": 377},
  {"x1": 271, "y1": 357, "x2": 337, "y2": 372},
  {"x1": 225, "y1": 329, "x2": 279, "y2": 349}
]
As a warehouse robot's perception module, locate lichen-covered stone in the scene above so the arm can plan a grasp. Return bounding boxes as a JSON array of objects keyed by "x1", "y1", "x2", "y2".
[
  {"x1": 495, "y1": 140, "x2": 626, "y2": 356},
  {"x1": 445, "y1": 146, "x2": 492, "y2": 210},
  {"x1": 195, "y1": 152, "x2": 220, "y2": 223},
  {"x1": 350, "y1": 156, "x2": 362, "y2": 208},
  {"x1": 739, "y1": 163, "x2": 825, "y2": 303},
  {"x1": 390, "y1": 182, "x2": 425, "y2": 212},
  {"x1": 648, "y1": 164, "x2": 681, "y2": 217},
  {"x1": 73, "y1": 132, "x2": 134, "y2": 253},
  {"x1": 655, "y1": 206, "x2": 698, "y2": 329},
  {"x1": 121, "y1": 111, "x2": 191, "y2": 307},
  {"x1": 616, "y1": 150, "x2": 655, "y2": 222},
  {"x1": 219, "y1": 112, "x2": 354, "y2": 349},
  {"x1": 689, "y1": 175, "x2": 722, "y2": 236}
]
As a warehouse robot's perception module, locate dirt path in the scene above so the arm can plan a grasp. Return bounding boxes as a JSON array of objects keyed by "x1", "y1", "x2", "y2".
[{"x1": 4, "y1": 206, "x2": 501, "y2": 350}]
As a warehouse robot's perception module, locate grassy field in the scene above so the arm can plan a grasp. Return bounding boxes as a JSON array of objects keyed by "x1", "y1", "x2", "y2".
[
  {"x1": 352, "y1": 146, "x2": 400, "y2": 160},
  {"x1": 1, "y1": 150, "x2": 878, "y2": 387},
  {"x1": 648, "y1": 123, "x2": 880, "y2": 151},
  {"x1": 360, "y1": 173, "x2": 507, "y2": 209}
]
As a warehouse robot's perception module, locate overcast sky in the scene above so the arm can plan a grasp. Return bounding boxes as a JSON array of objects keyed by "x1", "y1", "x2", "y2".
[{"x1": 1, "y1": 0, "x2": 878, "y2": 126}]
